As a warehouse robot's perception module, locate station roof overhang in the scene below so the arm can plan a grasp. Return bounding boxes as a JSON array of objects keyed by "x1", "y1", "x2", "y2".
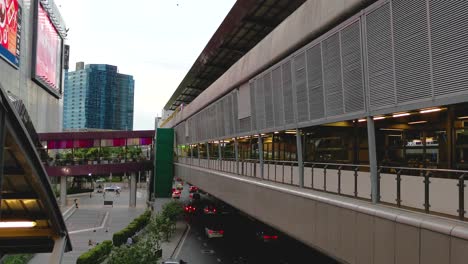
[
  {"x1": 0, "y1": 85, "x2": 72, "y2": 254},
  {"x1": 164, "y1": 0, "x2": 306, "y2": 111}
]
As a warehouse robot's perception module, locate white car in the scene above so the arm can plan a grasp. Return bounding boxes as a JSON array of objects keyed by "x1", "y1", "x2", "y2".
[{"x1": 104, "y1": 186, "x2": 121, "y2": 192}]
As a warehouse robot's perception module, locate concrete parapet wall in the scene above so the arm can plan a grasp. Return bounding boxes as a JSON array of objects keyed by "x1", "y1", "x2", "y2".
[{"x1": 176, "y1": 163, "x2": 468, "y2": 264}]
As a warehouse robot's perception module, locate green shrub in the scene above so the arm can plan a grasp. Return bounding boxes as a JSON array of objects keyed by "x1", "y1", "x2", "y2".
[
  {"x1": 161, "y1": 200, "x2": 184, "y2": 221},
  {"x1": 3, "y1": 254, "x2": 33, "y2": 264},
  {"x1": 76, "y1": 240, "x2": 112, "y2": 264},
  {"x1": 112, "y1": 210, "x2": 151, "y2": 247},
  {"x1": 107, "y1": 234, "x2": 161, "y2": 264}
]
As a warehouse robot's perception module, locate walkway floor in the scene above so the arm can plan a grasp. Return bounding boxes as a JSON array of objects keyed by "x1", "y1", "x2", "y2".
[{"x1": 29, "y1": 188, "x2": 147, "y2": 264}]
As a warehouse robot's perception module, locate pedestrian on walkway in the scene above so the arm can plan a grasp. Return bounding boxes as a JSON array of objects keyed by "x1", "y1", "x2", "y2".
[{"x1": 74, "y1": 199, "x2": 79, "y2": 209}]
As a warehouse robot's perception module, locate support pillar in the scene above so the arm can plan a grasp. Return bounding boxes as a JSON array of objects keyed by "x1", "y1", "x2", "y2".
[
  {"x1": 296, "y1": 128, "x2": 304, "y2": 188},
  {"x1": 206, "y1": 142, "x2": 210, "y2": 169},
  {"x1": 60, "y1": 176, "x2": 67, "y2": 207},
  {"x1": 129, "y1": 173, "x2": 137, "y2": 207},
  {"x1": 109, "y1": 172, "x2": 112, "y2": 182},
  {"x1": 49, "y1": 236, "x2": 66, "y2": 264},
  {"x1": 367, "y1": 116, "x2": 379, "y2": 204},
  {"x1": 259, "y1": 135, "x2": 264, "y2": 179},
  {"x1": 218, "y1": 141, "x2": 222, "y2": 170},
  {"x1": 234, "y1": 138, "x2": 239, "y2": 174}
]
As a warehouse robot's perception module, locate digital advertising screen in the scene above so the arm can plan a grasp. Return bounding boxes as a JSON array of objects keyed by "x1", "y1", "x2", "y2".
[
  {"x1": 33, "y1": 1, "x2": 63, "y2": 97},
  {"x1": 0, "y1": 0, "x2": 21, "y2": 67}
]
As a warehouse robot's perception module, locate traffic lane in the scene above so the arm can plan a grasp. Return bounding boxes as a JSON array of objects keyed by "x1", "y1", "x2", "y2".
[{"x1": 177, "y1": 225, "x2": 221, "y2": 264}]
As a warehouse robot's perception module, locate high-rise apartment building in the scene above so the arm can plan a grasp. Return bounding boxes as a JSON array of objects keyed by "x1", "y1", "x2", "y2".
[{"x1": 63, "y1": 63, "x2": 135, "y2": 130}]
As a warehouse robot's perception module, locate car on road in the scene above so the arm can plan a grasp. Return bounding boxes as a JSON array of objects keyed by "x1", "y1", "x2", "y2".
[
  {"x1": 104, "y1": 185, "x2": 121, "y2": 192},
  {"x1": 189, "y1": 186, "x2": 198, "y2": 193},
  {"x1": 254, "y1": 225, "x2": 280, "y2": 243},
  {"x1": 203, "y1": 205, "x2": 217, "y2": 215},
  {"x1": 204, "y1": 220, "x2": 225, "y2": 238},
  {"x1": 176, "y1": 183, "x2": 183, "y2": 190},
  {"x1": 189, "y1": 192, "x2": 200, "y2": 200},
  {"x1": 172, "y1": 190, "x2": 181, "y2": 199},
  {"x1": 161, "y1": 259, "x2": 187, "y2": 264}
]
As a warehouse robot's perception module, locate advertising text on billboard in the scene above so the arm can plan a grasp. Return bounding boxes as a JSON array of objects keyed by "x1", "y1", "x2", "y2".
[{"x1": 0, "y1": 0, "x2": 21, "y2": 67}]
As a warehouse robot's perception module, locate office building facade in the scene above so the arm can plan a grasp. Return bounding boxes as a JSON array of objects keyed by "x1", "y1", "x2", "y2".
[{"x1": 63, "y1": 63, "x2": 134, "y2": 130}]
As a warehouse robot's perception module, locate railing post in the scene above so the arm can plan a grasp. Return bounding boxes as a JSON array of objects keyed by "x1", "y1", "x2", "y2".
[
  {"x1": 424, "y1": 171, "x2": 431, "y2": 213},
  {"x1": 338, "y1": 166, "x2": 342, "y2": 194},
  {"x1": 354, "y1": 167, "x2": 358, "y2": 197},
  {"x1": 367, "y1": 116, "x2": 379, "y2": 204},
  {"x1": 258, "y1": 135, "x2": 264, "y2": 180},
  {"x1": 396, "y1": 169, "x2": 402, "y2": 207},
  {"x1": 296, "y1": 128, "x2": 304, "y2": 188},
  {"x1": 458, "y1": 173, "x2": 466, "y2": 220},
  {"x1": 323, "y1": 165, "x2": 328, "y2": 191},
  {"x1": 234, "y1": 138, "x2": 239, "y2": 174}
]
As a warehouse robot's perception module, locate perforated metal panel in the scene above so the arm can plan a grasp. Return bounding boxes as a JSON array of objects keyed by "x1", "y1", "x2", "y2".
[
  {"x1": 225, "y1": 95, "x2": 233, "y2": 136},
  {"x1": 239, "y1": 117, "x2": 251, "y2": 133},
  {"x1": 323, "y1": 33, "x2": 344, "y2": 116},
  {"x1": 392, "y1": 0, "x2": 432, "y2": 103},
  {"x1": 341, "y1": 21, "x2": 365, "y2": 113},
  {"x1": 232, "y1": 90, "x2": 239, "y2": 133},
  {"x1": 306, "y1": 44, "x2": 325, "y2": 120},
  {"x1": 282, "y1": 61, "x2": 295, "y2": 125},
  {"x1": 263, "y1": 72, "x2": 274, "y2": 128},
  {"x1": 272, "y1": 66, "x2": 284, "y2": 127},
  {"x1": 255, "y1": 77, "x2": 266, "y2": 130},
  {"x1": 366, "y1": 3, "x2": 396, "y2": 109},
  {"x1": 430, "y1": 1, "x2": 468, "y2": 97},
  {"x1": 250, "y1": 82, "x2": 257, "y2": 130},
  {"x1": 294, "y1": 52, "x2": 309, "y2": 122}
]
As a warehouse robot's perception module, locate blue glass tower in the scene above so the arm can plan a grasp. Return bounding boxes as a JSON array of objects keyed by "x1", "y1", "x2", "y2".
[{"x1": 63, "y1": 63, "x2": 135, "y2": 131}]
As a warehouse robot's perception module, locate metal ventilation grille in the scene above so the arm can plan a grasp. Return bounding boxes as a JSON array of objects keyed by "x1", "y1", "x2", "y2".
[
  {"x1": 282, "y1": 61, "x2": 295, "y2": 125},
  {"x1": 366, "y1": 3, "x2": 396, "y2": 109},
  {"x1": 263, "y1": 72, "x2": 274, "y2": 128},
  {"x1": 272, "y1": 66, "x2": 284, "y2": 127},
  {"x1": 250, "y1": 82, "x2": 257, "y2": 130},
  {"x1": 341, "y1": 21, "x2": 365, "y2": 113},
  {"x1": 255, "y1": 77, "x2": 266, "y2": 130},
  {"x1": 392, "y1": 0, "x2": 431, "y2": 103},
  {"x1": 294, "y1": 52, "x2": 309, "y2": 122},
  {"x1": 232, "y1": 90, "x2": 239, "y2": 133},
  {"x1": 239, "y1": 117, "x2": 251, "y2": 133},
  {"x1": 306, "y1": 44, "x2": 325, "y2": 120},
  {"x1": 217, "y1": 101, "x2": 225, "y2": 137},
  {"x1": 430, "y1": 1, "x2": 468, "y2": 97},
  {"x1": 225, "y1": 95, "x2": 233, "y2": 136},
  {"x1": 323, "y1": 33, "x2": 344, "y2": 116}
]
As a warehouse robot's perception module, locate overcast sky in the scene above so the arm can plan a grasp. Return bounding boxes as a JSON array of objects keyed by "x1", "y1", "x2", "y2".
[{"x1": 55, "y1": 0, "x2": 236, "y2": 130}]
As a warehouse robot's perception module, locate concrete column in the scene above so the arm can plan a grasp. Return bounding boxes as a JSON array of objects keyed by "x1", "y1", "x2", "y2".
[
  {"x1": 109, "y1": 172, "x2": 112, "y2": 182},
  {"x1": 234, "y1": 138, "x2": 239, "y2": 174},
  {"x1": 48, "y1": 236, "x2": 66, "y2": 264},
  {"x1": 60, "y1": 176, "x2": 67, "y2": 207},
  {"x1": 367, "y1": 116, "x2": 379, "y2": 204},
  {"x1": 296, "y1": 128, "x2": 304, "y2": 188},
  {"x1": 138, "y1": 171, "x2": 141, "y2": 186},
  {"x1": 129, "y1": 172, "x2": 137, "y2": 207},
  {"x1": 259, "y1": 135, "x2": 264, "y2": 179}
]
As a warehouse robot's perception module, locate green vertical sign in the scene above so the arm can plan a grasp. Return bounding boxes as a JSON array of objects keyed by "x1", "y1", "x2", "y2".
[{"x1": 153, "y1": 128, "x2": 174, "y2": 197}]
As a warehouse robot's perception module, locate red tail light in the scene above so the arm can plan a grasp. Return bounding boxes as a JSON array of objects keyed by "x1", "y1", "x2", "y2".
[
  {"x1": 263, "y1": 235, "x2": 278, "y2": 240},
  {"x1": 219, "y1": 230, "x2": 224, "y2": 234},
  {"x1": 208, "y1": 230, "x2": 213, "y2": 234}
]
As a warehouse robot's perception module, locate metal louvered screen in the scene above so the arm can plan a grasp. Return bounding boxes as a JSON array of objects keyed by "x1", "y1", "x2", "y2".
[
  {"x1": 239, "y1": 117, "x2": 251, "y2": 133},
  {"x1": 430, "y1": 1, "x2": 468, "y2": 97},
  {"x1": 250, "y1": 82, "x2": 257, "y2": 130},
  {"x1": 341, "y1": 21, "x2": 365, "y2": 113},
  {"x1": 392, "y1": 0, "x2": 431, "y2": 103},
  {"x1": 232, "y1": 90, "x2": 239, "y2": 133},
  {"x1": 263, "y1": 72, "x2": 274, "y2": 128},
  {"x1": 272, "y1": 67, "x2": 284, "y2": 127},
  {"x1": 306, "y1": 44, "x2": 325, "y2": 120},
  {"x1": 294, "y1": 52, "x2": 309, "y2": 122},
  {"x1": 255, "y1": 77, "x2": 266, "y2": 130},
  {"x1": 323, "y1": 33, "x2": 344, "y2": 116},
  {"x1": 282, "y1": 61, "x2": 295, "y2": 125},
  {"x1": 366, "y1": 3, "x2": 396, "y2": 109}
]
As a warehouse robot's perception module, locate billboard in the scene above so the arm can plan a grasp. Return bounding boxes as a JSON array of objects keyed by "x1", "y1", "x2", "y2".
[
  {"x1": 0, "y1": 0, "x2": 21, "y2": 67},
  {"x1": 32, "y1": 1, "x2": 63, "y2": 98}
]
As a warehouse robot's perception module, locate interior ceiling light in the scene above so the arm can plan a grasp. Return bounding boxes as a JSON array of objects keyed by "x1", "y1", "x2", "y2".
[
  {"x1": 0, "y1": 221, "x2": 37, "y2": 228},
  {"x1": 393, "y1": 113, "x2": 410, "y2": 118},
  {"x1": 420, "y1": 108, "x2": 442, "y2": 114},
  {"x1": 274, "y1": 131, "x2": 279, "y2": 134},
  {"x1": 373, "y1": 116, "x2": 386, "y2": 120},
  {"x1": 358, "y1": 119, "x2": 366, "y2": 122},
  {"x1": 408, "y1": 121, "x2": 427, "y2": 125},
  {"x1": 457, "y1": 116, "x2": 468, "y2": 120},
  {"x1": 380, "y1": 128, "x2": 403, "y2": 131}
]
